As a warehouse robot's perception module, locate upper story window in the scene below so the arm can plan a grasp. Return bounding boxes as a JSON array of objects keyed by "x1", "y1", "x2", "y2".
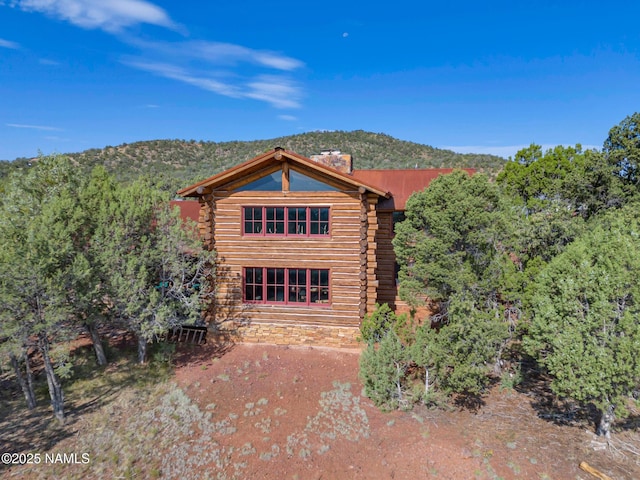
[{"x1": 243, "y1": 206, "x2": 330, "y2": 237}]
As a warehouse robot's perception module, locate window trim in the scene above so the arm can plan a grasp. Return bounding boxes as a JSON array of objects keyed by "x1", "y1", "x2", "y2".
[
  {"x1": 242, "y1": 206, "x2": 330, "y2": 237},
  {"x1": 243, "y1": 267, "x2": 331, "y2": 306}
]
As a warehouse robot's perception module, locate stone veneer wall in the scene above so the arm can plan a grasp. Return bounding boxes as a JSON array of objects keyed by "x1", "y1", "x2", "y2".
[{"x1": 214, "y1": 323, "x2": 362, "y2": 349}]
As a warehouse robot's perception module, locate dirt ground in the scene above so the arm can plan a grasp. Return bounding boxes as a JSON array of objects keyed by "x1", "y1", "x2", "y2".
[
  {"x1": 2, "y1": 340, "x2": 639, "y2": 479},
  {"x1": 171, "y1": 342, "x2": 639, "y2": 480}
]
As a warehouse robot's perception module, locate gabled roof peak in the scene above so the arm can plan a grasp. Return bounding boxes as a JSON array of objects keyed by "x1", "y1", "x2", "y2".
[{"x1": 177, "y1": 148, "x2": 387, "y2": 198}]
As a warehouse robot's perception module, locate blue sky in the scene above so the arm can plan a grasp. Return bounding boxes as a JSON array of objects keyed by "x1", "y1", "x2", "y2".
[{"x1": 1, "y1": 1, "x2": 639, "y2": 161}]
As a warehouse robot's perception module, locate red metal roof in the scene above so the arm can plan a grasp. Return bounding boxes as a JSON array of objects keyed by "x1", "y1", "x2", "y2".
[
  {"x1": 351, "y1": 168, "x2": 475, "y2": 210},
  {"x1": 170, "y1": 199, "x2": 200, "y2": 223},
  {"x1": 175, "y1": 148, "x2": 474, "y2": 212}
]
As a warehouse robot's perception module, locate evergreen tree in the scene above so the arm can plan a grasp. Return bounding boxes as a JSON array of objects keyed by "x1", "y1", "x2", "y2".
[
  {"x1": 0, "y1": 155, "x2": 84, "y2": 422},
  {"x1": 393, "y1": 170, "x2": 505, "y2": 307},
  {"x1": 498, "y1": 143, "x2": 623, "y2": 219},
  {"x1": 359, "y1": 329, "x2": 409, "y2": 410},
  {"x1": 72, "y1": 166, "x2": 120, "y2": 366},
  {"x1": 94, "y1": 178, "x2": 214, "y2": 363},
  {"x1": 391, "y1": 171, "x2": 513, "y2": 395},
  {"x1": 524, "y1": 208, "x2": 640, "y2": 438},
  {"x1": 604, "y1": 112, "x2": 640, "y2": 187}
]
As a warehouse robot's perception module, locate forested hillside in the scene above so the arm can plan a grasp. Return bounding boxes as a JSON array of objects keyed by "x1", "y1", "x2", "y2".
[{"x1": 0, "y1": 130, "x2": 505, "y2": 192}]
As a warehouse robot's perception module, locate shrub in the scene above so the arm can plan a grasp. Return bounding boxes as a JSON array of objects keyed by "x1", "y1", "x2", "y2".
[
  {"x1": 360, "y1": 303, "x2": 414, "y2": 344},
  {"x1": 359, "y1": 330, "x2": 409, "y2": 410}
]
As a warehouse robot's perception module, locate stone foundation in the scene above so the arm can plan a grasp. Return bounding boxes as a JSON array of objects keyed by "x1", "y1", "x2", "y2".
[{"x1": 214, "y1": 322, "x2": 362, "y2": 349}]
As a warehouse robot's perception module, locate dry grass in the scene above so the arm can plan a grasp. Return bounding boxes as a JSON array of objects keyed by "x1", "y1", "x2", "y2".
[
  {"x1": 1, "y1": 347, "x2": 374, "y2": 480},
  {"x1": 2, "y1": 342, "x2": 639, "y2": 480}
]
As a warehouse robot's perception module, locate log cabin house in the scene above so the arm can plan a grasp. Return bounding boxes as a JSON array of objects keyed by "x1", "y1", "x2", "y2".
[{"x1": 174, "y1": 148, "x2": 473, "y2": 348}]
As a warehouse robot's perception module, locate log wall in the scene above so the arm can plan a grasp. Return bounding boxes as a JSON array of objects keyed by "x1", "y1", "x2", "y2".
[
  {"x1": 208, "y1": 190, "x2": 373, "y2": 338},
  {"x1": 375, "y1": 211, "x2": 399, "y2": 307}
]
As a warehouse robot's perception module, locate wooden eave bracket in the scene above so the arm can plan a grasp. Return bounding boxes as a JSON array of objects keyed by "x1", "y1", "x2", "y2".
[{"x1": 196, "y1": 186, "x2": 213, "y2": 195}]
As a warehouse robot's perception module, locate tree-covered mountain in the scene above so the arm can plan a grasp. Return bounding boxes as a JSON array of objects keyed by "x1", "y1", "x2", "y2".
[{"x1": 1, "y1": 130, "x2": 505, "y2": 192}]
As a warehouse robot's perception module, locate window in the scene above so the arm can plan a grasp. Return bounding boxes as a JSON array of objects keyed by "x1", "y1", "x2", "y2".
[
  {"x1": 236, "y1": 171, "x2": 282, "y2": 191},
  {"x1": 288, "y1": 207, "x2": 306, "y2": 235},
  {"x1": 244, "y1": 207, "x2": 263, "y2": 234},
  {"x1": 266, "y1": 207, "x2": 285, "y2": 235},
  {"x1": 289, "y1": 169, "x2": 339, "y2": 192},
  {"x1": 243, "y1": 207, "x2": 330, "y2": 237},
  {"x1": 266, "y1": 268, "x2": 285, "y2": 302},
  {"x1": 236, "y1": 169, "x2": 338, "y2": 192},
  {"x1": 243, "y1": 267, "x2": 330, "y2": 306},
  {"x1": 309, "y1": 269, "x2": 330, "y2": 303},
  {"x1": 310, "y1": 207, "x2": 330, "y2": 235},
  {"x1": 288, "y1": 268, "x2": 307, "y2": 303},
  {"x1": 244, "y1": 267, "x2": 263, "y2": 301}
]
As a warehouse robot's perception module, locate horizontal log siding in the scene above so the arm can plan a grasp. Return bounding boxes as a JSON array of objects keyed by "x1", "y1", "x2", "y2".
[
  {"x1": 210, "y1": 191, "x2": 368, "y2": 329},
  {"x1": 375, "y1": 211, "x2": 399, "y2": 307},
  {"x1": 199, "y1": 195, "x2": 215, "y2": 250}
]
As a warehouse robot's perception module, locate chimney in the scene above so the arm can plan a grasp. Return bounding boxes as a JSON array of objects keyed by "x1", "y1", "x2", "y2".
[{"x1": 309, "y1": 149, "x2": 353, "y2": 174}]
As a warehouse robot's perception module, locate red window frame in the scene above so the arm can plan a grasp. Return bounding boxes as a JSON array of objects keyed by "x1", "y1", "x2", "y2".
[
  {"x1": 288, "y1": 207, "x2": 307, "y2": 235},
  {"x1": 244, "y1": 267, "x2": 264, "y2": 302},
  {"x1": 242, "y1": 206, "x2": 330, "y2": 237},
  {"x1": 243, "y1": 267, "x2": 330, "y2": 306},
  {"x1": 266, "y1": 268, "x2": 286, "y2": 302},
  {"x1": 309, "y1": 207, "x2": 330, "y2": 235},
  {"x1": 265, "y1": 207, "x2": 285, "y2": 235},
  {"x1": 244, "y1": 207, "x2": 263, "y2": 234}
]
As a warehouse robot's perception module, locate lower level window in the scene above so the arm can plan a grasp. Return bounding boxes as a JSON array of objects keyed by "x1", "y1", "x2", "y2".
[{"x1": 244, "y1": 267, "x2": 330, "y2": 305}]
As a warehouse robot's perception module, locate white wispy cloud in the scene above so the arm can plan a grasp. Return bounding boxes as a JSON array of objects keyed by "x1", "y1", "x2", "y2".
[
  {"x1": 253, "y1": 51, "x2": 303, "y2": 71},
  {"x1": 246, "y1": 75, "x2": 302, "y2": 109},
  {"x1": 6, "y1": 123, "x2": 62, "y2": 131},
  {"x1": 278, "y1": 114, "x2": 297, "y2": 121},
  {"x1": 194, "y1": 41, "x2": 303, "y2": 71},
  {"x1": 126, "y1": 60, "x2": 302, "y2": 109},
  {"x1": 39, "y1": 58, "x2": 61, "y2": 65},
  {"x1": 128, "y1": 38, "x2": 304, "y2": 72},
  {"x1": 122, "y1": 39, "x2": 304, "y2": 107},
  {"x1": 0, "y1": 38, "x2": 20, "y2": 49},
  {"x1": 11, "y1": 0, "x2": 179, "y2": 33},
  {"x1": 124, "y1": 60, "x2": 242, "y2": 98},
  {"x1": 8, "y1": 1, "x2": 305, "y2": 109}
]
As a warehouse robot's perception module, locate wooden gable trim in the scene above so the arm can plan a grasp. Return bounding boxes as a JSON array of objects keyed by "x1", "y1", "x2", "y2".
[
  {"x1": 282, "y1": 162, "x2": 290, "y2": 192},
  {"x1": 177, "y1": 149, "x2": 389, "y2": 198},
  {"x1": 282, "y1": 151, "x2": 388, "y2": 195}
]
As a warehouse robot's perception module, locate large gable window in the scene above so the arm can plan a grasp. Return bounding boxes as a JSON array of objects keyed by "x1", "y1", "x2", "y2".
[
  {"x1": 236, "y1": 169, "x2": 338, "y2": 192},
  {"x1": 289, "y1": 170, "x2": 339, "y2": 192},
  {"x1": 243, "y1": 206, "x2": 329, "y2": 237},
  {"x1": 243, "y1": 267, "x2": 330, "y2": 306},
  {"x1": 236, "y1": 171, "x2": 282, "y2": 191}
]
